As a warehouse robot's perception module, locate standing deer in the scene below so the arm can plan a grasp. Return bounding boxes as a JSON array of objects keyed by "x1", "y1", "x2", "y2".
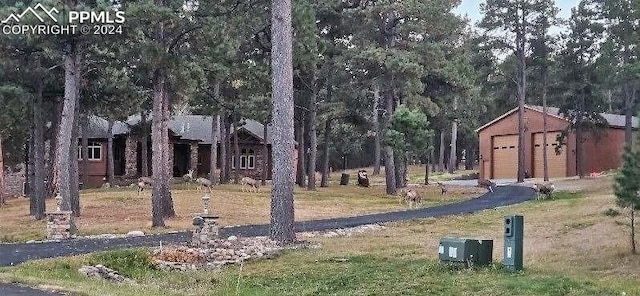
[
  {"x1": 196, "y1": 177, "x2": 213, "y2": 193},
  {"x1": 241, "y1": 177, "x2": 260, "y2": 192},
  {"x1": 399, "y1": 188, "x2": 422, "y2": 208},
  {"x1": 137, "y1": 177, "x2": 153, "y2": 195}
]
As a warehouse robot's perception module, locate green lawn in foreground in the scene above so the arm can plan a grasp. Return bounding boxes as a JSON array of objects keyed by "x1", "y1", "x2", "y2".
[{"x1": 0, "y1": 248, "x2": 627, "y2": 296}]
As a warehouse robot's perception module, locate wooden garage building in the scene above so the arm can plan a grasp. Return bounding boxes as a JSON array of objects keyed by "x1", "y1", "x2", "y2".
[{"x1": 476, "y1": 105, "x2": 638, "y2": 180}]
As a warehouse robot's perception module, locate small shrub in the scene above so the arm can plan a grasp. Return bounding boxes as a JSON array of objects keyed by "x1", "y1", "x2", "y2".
[{"x1": 603, "y1": 208, "x2": 621, "y2": 217}]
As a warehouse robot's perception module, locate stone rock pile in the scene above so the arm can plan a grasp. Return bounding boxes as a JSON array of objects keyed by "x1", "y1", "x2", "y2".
[
  {"x1": 153, "y1": 236, "x2": 310, "y2": 272},
  {"x1": 78, "y1": 265, "x2": 132, "y2": 283}
]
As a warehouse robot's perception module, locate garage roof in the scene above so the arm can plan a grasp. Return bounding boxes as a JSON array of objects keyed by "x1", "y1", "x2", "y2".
[{"x1": 475, "y1": 105, "x2": 639, "y2": 133}]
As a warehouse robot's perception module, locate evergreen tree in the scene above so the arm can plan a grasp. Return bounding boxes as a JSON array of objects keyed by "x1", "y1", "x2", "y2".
[
  {"x1": 480, "y1": 0, "x2": 558, "y2": 182},
  {"x1": 614, "y1": 145, "x2": 640, "y2": 254}
]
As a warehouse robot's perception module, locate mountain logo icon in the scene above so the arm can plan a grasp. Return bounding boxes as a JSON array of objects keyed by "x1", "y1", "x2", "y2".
[{"x1": 1, "y1": 3, "x2": 59, "y2": 24}]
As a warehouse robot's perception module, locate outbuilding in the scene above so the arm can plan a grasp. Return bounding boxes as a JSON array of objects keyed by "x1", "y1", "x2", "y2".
[{"x1": 476, "y1": 105, "x2": 638, "y2": 180}]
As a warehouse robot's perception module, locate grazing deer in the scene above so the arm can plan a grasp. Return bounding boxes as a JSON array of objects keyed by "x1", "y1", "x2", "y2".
[
  {"x1": 436, "y1": 182, "x2": 448, "y2": 195},
  {"x1": 241, "y1": 177, "x2": 260, "y2": 192},
  {"x1": 137, "y1": 177, "x2": 153, "y2": 195},
  {"x1": 534, "y1": 182, "x2": 554, "y2": 200},
  {"x1": 477, "y1": 179, "x2": 495, "y2": 193},
  {"x1": 182, "y1": 169, "x2": 194, "y2": 182},
  {"x1": 196, "y1": 177, "x2": 213, "y2": 193},
  {"x1": 399, "y1": 188, "x2": 422, "y2": 208}
]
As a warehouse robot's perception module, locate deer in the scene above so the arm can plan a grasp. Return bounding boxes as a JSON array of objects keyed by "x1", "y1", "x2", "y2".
[
  {"x1": 477, "y1": 179, "x2": 496, "y2": 193},
  {"x1": 241, "y1": 177, "x2": 260, "y2": 193},
  {"x1": 399, "y1": 188, "x2": 422, "y2": 208},
  {"x1": 182, "y1": 169, "x2": 194, "y2": 182},
  {"x1": 137, "y1": 177, "x2": 153, "y2": 195},
  {"x1": 534, "y1": 182, "x2": 555, "y2": 200},
  {"x1": 196, "y1": 177, "x2": 213, "y2": 194},
  {"x1": 436, "y1": 182, "x2": 448, "y2": 195}
]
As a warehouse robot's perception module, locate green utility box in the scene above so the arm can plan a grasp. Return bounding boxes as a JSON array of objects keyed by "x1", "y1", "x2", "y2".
[
  {"x1": 438, "y1": 237, "x2": 493, "y2": 267},
  {"x1": 503, "y1": 215, "x2": 524, "y2": 271}
]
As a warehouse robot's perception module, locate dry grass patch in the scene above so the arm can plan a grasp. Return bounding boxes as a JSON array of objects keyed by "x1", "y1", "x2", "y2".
[
  {"x1": 0, "y1": 182, "x2": 477, "y2": 242},
  {"x1": 302, "y1": 176, "x2": 640, "y2": 293}
]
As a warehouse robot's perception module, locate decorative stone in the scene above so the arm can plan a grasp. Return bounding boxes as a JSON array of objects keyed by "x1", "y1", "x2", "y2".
[
  {"x1": 191, "y1": 214, "x2": 219, "y2": 247},
  {"x1": 126, "y1": 230, "x2": 145, "y2": 237},
  {"x1": 78, "y1": 265, "x2": 131, "y2": 283}
]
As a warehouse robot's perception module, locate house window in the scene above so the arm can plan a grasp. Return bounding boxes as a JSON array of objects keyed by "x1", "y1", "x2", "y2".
[
  {"x1": 232, "y1": 149, "x2": 256, "y2": 169},
  {"x1": 247, "y1": 149, "x2": 255, "y2": 169},
  {"x1": 78, "y1": 142, "x2": 102, "y2": 161}
]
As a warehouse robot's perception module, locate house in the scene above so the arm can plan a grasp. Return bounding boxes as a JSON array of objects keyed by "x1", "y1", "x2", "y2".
[
  {"x1": 80, "y1": 115, "x2": 277, "y2": 188},
  {"x1": 476, "y1": 105, "x2": 638, "y2": 180}
]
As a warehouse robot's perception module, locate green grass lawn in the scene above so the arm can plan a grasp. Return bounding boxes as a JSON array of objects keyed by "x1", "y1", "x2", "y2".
[{"x1": 0, "y1": 248, "x2": 624, "y2": 296}]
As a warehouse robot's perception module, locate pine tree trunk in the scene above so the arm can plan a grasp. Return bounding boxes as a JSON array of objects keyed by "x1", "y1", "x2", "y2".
[
  {"x1": 448, "y1": 98, "x2": 458, "y2": 174},
  {"x1": 431, "y1": 145, "x2": 436, "y2": 173},
  {"x1": 223, "y1": 114, "x2": 232, "y2": 184},
  {"x1": 70, "y1": 100, "x2": 80, "y2": 216},
  {"x1": 219, "y1": 113, "x2": 227, "y2": 184},
  {"x1": 296, "y1": 118, "x2": 306, "y2": 187},
  {"x1": 141, "y1": 112, "x2": 149, "y2": 177},
  {"x1": 624, "y1": 83, "x2": 634, "y2": 148},
  {"x1": 0, "y1": 135, "x2": 5, "y2": 206},
  {"x1": 394, "y1": 152, "x2": 407, "y2": 189},
  {"x1": 151, "y1": 72, "x2": 166, "y2": 227},
  {"x1": 81, "y1": 116, "x2": 89, "y2": 187},
  {"x1": 307, "y1": 74, "x2": 318, "y2": 191},
  {"x1": 372, "y1": 84, "x2": 381, "y2": 176},
  {"x1": 516, "y1": 16, "x2": 527, "y2": 183},
  {"x1": 233, "y1": 112, "x2": 240, "y2": 184},
  {"x1": 161, "y1": 86, "x2": 175, "y2": 218},
  {"x1": 270, "y1": 0, "x2": 296, "y2": 245},
  {"x1": 211, "y1": 113, "x2": 220, "y2": 183},
  {"x1": 321, "y1": 117, "x2": 332, "y2": 187},
  {"x1": 383, "y1": 90, "x2": 396, "y2": 195},
  {"x1": 47, "y1": 97, "x2": 62, "y2": 199},
  {"x1": 384, "y1": 146, "x2": 396, "y2": 195},
  {"x1": 56, "y1": 42, "x2": 80, "y2": 211},
  {"x1": 106, "y1": 121, "x2": 115, "y2": 184},
  {"x1": 262, "y1": 121, "x2": 268, "y2": 186},
  {"x1": 424, "y1": 156, "x2": 429, "y2": 185},
  {"x1": 32, "y1": 64, "x2": 46, "y2": 219},
  {"x1": 438, "y1": 131, "x2": 445, "y2": 172},
  {"x1": 542, "y1": 80, "x2": 549, "y2": 181},
  {"x1": 28, "y1": 131, "x2": 36, "y2": 215},
  {"x1": 576, "y1": 97, "x2": 585, "y2": 179}
]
